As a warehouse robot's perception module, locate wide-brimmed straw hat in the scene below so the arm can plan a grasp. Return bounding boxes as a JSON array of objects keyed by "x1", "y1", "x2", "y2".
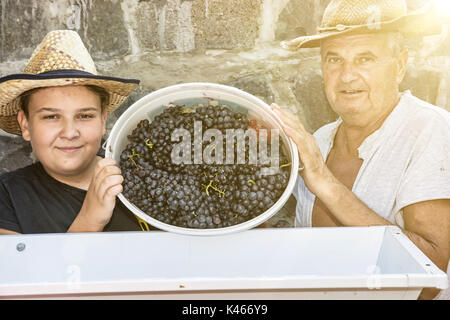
[
  {"x1": 0, "y1": 30, "x2": 140, "y2": 135},
  {"x1": 281, "y1": 0, "x2": 442, "y2": 51}
]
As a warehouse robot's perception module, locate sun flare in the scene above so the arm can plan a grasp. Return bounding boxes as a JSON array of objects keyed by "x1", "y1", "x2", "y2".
[{"x1": 435, "y1": 0, "x2": 450, "y2": 19}]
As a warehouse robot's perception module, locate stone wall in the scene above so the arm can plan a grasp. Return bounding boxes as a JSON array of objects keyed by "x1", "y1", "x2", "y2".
[{"x1": 0, "y1": 0, "x2": 449, "y2": 225}]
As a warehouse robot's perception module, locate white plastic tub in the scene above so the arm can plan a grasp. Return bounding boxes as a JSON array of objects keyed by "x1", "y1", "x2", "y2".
[
  {"x1": 0, "y1": 226, "x2": 447, "y2": 299},
  {"x1": 105, "y1": 82, "x2": 299, "y2": 236}
]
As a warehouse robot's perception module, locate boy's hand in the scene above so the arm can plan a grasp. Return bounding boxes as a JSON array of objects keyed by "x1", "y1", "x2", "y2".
[{"x1": 70, "y1": 158, "x2": 123, "y2": 232}]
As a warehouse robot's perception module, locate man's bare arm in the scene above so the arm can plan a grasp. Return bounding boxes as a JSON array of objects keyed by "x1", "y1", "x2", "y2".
[
  {"x1": 402, "y1": 199, "x2": 450, "y2": 300},
  {"x1": 403, "y1": 199, "x2": 450, "y2": 274}
]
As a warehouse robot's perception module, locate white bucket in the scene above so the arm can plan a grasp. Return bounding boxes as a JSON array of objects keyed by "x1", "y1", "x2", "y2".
[{"x1": 105, "y1": 82, "x2": 299, "y2": 236}]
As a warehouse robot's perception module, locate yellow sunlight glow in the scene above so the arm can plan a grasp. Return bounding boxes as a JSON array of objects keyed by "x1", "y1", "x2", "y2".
[{"x1": 435, "y1": 0, "x2": 450, "y2": 18}]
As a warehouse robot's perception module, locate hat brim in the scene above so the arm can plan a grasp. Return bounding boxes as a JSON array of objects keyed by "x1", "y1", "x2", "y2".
[
  {"x1": 281, "y1": 0, "x2": 442, "y2": 51},
  {"x1": 0, "y1": 71, "x2": 140, "y2": 135}
]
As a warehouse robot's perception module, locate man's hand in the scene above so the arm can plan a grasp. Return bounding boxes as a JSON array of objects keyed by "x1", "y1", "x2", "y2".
[
  {"x1": 68, "y1": 158, "x2": 123, "y2": 232},
  {"x1": 270, "y1": 102, "x2": 393, "y2": 228},
  {"x1": 270, "y1": 103, "x2": 337, "y2": 198}
]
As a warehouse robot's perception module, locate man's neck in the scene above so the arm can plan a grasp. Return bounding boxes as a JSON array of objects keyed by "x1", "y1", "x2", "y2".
[{"x1": 336, "y1": 95, "x2": 400, "y2": 156}]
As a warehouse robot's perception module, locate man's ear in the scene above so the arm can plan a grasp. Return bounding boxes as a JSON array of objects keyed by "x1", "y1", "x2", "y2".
[
  {"x1": 396, "y1": 49, "x2": 408, "y2": 85},
  {"x1": 17, "y1": 110, "x2": 31, "y2": 141}
]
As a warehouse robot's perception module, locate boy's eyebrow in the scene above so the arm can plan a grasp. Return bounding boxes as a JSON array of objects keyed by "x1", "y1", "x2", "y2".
[
  {"x1": 35, "y1": 107, "x2": 100, "y2": 113},
  {"x1": 35, "y1": 107, "x2": 61, "y2": 113},
  {"x1": 76, "y1": 107, "x2": 100, "y2": 112}
]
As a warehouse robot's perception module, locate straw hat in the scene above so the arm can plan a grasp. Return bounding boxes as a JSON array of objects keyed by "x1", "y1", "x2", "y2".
[
  {"x1": 281, "y1": 0, "x2": 442, "y2": 51},
  {"x1": 0, "y1": 30, "x2": 140, "y2": 135}
]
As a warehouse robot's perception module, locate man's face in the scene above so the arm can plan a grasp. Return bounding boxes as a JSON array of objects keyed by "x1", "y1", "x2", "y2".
[
  {"x1": 321, "y1": 33, "x2": 407, "y2": 126},
  {"x1": 18, "y1": 85, "x2": 107, "y2": 179}
]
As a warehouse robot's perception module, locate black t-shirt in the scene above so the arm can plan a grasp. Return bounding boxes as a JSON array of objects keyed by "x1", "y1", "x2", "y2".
[{"x1": 0, "y1": 162, "x2": 141, "y2": 234}]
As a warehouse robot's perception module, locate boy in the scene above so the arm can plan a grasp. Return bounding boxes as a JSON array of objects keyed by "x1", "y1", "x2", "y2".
[{"x1": 0, "y1": 30, "x2": 142, "y2": 234}]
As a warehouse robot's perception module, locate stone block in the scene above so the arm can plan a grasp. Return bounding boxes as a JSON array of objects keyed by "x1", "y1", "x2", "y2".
[
  {"x1": 76, "y1": 0, "x2": 130, "y2": 60},
  {"x1": 132, "y1": 0, "x2": 263, "y2": 52},
  {"x1": 191, "y1": 0, "x2": 263, "y2": 50},
  {"x1": 0, "y1": 136, "x2": 32, "y2": 173},
  {"x1": 0, "y1": 0, "x2": 129, "y2": 63},
  {"x1": 275, "y1": 0, "x2": 330, "y2": 41},
  {"x1": 293, "y1": 66, "x2": 337, "y2": 133},
  {"x1": 229, "y1": 75, "x2": 275, "y2": 105},
  {"x1": 0, "y1": 0, "x2": 49, "y2": 62}
]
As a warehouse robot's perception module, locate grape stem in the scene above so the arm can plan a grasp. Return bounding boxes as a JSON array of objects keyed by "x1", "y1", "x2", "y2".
[
  {"x1": 202, "y1": 179, "x2": 226, "y2": 197},
  {"x1": 280, "y1": 162, "x2": 291, "y2": 168},
  {"x1": 127, "y1": 148, "x2": 141, "y2": 167},
  {"x1": 145, "y1": 138, "x2": 153, "y2": 149},
  {"x1": 181, "y1": 107, "x2": 196, "y2": 114}
]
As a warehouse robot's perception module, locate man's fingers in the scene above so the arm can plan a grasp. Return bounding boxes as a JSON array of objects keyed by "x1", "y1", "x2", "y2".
[
  {"x1": 282, "y1": 122, "x2": 301, "y2": 142},
  {"x1": 276, "y1": 116, "x2": 308, "y2": 147},
  {"x1": 279, "y1": 118, "x2": 324, "y2": 171},
  {"x1": 270, "y1": 104, "x2": 307, "y2": 133}
]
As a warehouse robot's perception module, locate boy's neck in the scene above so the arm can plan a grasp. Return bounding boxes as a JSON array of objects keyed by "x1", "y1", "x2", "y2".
[{"x1": 41, "y1": 156, "x2": 101, "y2": 191}]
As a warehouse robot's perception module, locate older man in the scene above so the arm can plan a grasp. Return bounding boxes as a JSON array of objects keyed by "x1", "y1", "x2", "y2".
[{"x1": 272, "y1": 0, "x2": 450, "y2": 300}]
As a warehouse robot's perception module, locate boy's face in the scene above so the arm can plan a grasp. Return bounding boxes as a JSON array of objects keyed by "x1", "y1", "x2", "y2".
[{"x1": 18, "y1": 85, "x2": 107, "y2": 179}]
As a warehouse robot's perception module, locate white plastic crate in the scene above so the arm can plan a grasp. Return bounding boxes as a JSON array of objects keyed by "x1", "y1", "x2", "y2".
[{"x1": 0, "y1": 226, "x2": 447, "y2": 299}]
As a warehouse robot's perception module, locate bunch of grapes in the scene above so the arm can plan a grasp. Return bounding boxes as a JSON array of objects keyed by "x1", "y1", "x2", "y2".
[{"x1": 119, "y1": 103, "x2": 291, "y2": 229}]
